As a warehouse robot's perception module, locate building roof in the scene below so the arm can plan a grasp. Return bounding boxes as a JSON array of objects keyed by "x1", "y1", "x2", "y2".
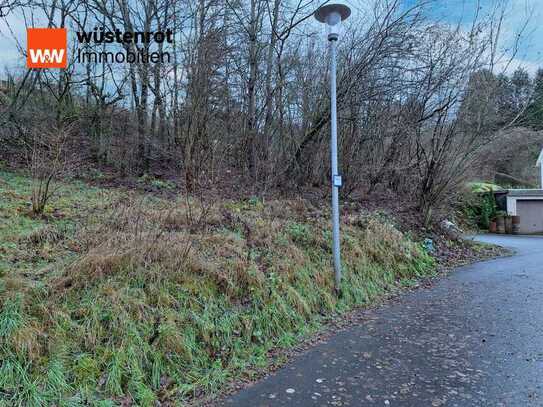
[{"x1": 507, "y1": 189, "x2": 543, "y2": 197}]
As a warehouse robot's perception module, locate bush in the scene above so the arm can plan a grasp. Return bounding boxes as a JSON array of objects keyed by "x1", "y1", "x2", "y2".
[{"x1": 462, "y1": 191, "x2": 497, "y2": 229}]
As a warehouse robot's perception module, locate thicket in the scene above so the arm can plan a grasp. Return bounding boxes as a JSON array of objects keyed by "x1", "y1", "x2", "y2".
[{"x1": 0, "y1": 0, "x2": 540, "y2": 219}]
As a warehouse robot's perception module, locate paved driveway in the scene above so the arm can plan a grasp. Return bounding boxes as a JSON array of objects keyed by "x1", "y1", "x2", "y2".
[{"x1": 222, "y1": 235, "x2": 543, "y2": 406}]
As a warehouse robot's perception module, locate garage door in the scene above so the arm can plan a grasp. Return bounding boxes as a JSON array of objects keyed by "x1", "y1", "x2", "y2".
[{"x1": 517, "y1": 200, "x2": 543, "y2": 234}]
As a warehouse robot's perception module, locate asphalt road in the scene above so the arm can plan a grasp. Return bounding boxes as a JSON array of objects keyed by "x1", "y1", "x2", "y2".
[{"x1": 222, "y1": 235, "x2": 543, "y2": 406}]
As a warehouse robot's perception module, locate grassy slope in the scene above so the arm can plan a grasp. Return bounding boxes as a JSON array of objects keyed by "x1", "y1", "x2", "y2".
[{"x1": 0, "y1": 171, "x2": 435, "y2": 406}]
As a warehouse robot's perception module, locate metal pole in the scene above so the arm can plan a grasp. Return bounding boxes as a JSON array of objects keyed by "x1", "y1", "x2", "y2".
[{"x1": 329, "y1": 37, "x2": 341, "y2": 293}]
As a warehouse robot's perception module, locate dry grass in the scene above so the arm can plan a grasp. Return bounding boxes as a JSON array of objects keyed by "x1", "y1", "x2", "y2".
[
  {"x1": 60, "y1": 198, "x2": 326, "y2": 294},
  {"x1": 21, "y1": 224, "x2": 64, "y2": 246}
]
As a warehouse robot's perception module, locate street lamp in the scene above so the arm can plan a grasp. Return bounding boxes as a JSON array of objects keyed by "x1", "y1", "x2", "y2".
[{"x1": 315, "y1": 3, "x2": 351, "y2": 294}]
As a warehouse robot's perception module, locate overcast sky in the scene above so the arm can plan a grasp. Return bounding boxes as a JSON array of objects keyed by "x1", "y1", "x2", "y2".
[
  {"x1": 400, "y1": 0, "x2": 542, "y2": 74},
  {"x1": 0, "y1": 0, "x2": 541, "y2": 76}
]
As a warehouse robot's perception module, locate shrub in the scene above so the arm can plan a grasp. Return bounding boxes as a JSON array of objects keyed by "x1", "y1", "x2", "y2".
[{"x1": 462, "y1": 190, "x2": 497, "y2": 229}]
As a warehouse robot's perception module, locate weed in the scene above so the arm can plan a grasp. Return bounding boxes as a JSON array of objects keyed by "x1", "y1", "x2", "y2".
[
  {"x1": 286, "y1": 222, "x2": 313, "y2": 246},
  {"x1": 137, "y1": 174, "x2": 176, "y2": 191}
]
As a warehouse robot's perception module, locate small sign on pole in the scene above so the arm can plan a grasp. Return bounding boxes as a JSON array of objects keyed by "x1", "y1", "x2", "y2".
[{"x1": 333, "y1": 175, "x2": 342, "y2": 188}]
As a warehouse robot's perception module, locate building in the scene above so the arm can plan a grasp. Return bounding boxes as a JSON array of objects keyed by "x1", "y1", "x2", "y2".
[
  {"x1": 500, "y1": 149, "x2": 543, "y2": 234},
  {"x1": 505, "y1": 190, "x2": 543, "y2": 234}
]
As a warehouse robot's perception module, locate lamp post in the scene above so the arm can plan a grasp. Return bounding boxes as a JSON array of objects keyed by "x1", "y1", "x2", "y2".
[{"x1": 315, "y1": 3, "x2": 350, "y2": 294}]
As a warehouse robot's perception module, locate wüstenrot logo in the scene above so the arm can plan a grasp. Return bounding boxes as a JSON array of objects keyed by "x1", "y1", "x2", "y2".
[{"x1": 27, "y1": 28, "x2": 67, "y2": 68}]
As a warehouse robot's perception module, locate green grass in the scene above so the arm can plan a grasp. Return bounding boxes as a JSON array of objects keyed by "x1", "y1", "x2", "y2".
[
  {"x1": 0, "y1": 171, "x2": 435, "y2": 405},
  {"x1": 0, "y1": 172, "x2": 114, "y2": 277}
]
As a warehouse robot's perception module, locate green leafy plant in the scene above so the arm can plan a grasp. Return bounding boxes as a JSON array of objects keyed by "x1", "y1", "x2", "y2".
[{"x1": 462, "y1": 191, "x2": 497, "y2": 229}]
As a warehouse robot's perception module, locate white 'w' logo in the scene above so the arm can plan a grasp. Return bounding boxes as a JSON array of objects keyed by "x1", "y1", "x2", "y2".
[{"x1": 29, "y1": 48, "x2": 65, "y2": 63}]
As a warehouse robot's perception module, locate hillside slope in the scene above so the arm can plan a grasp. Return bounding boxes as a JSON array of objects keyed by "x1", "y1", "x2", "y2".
[{"x1": 1, "y1": 171, "x2": 436, "y2": 405}]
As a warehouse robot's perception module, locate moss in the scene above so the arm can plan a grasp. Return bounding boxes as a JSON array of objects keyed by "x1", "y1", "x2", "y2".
[{"x1": 0, "y1": 170, "x2": 435, "y2": 405}]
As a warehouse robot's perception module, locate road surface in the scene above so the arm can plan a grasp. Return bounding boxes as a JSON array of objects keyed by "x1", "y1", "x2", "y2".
[{"x1": 222, "y1": 235, "x2": 543, "y2": 406}]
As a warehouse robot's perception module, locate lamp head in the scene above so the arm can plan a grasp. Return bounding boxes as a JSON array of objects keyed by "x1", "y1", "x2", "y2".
[{"x1": 314, "y1": 4, "x2": 351, "y2": 41}]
